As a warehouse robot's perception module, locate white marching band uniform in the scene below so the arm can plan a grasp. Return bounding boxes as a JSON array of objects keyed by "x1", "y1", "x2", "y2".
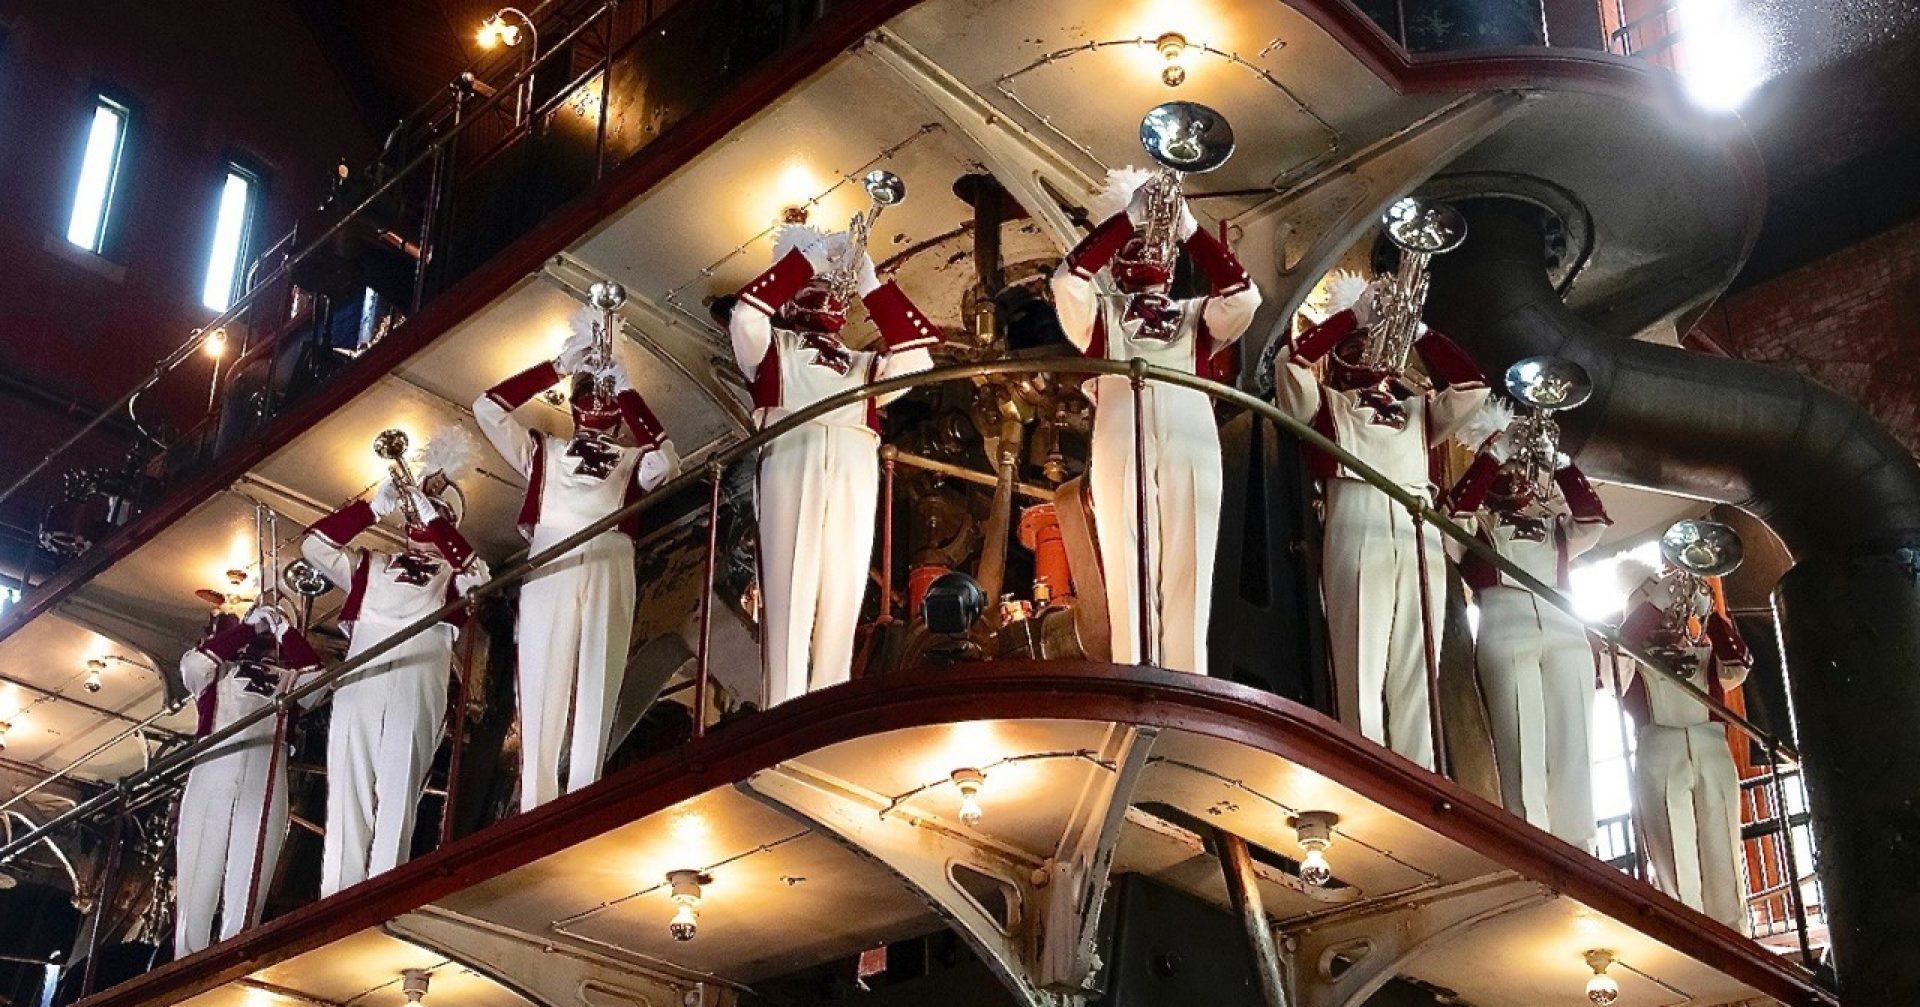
[
  {"x1": 1447, "y1": 443, "x2": 1612, "y2": 846},
  {"x1": 1273, "y1": 306, "x2": 1489, "y2": 769},
  {"x1": 1616, "y1": 574, "x2": 1754, "y2": 931},
  {"x1": 174, "y1": 612, "x2": 321, "y2": 956},
  {"x1": 475, "y1": 352, "x2": 675, "y2": 810},
  {"x1": 302, "y1": 486, "x2": 487, "y2": 896},
  {"x1": 730, "y1": 234, "x2": 936, "y2": 705},
  {"x1": 1050, "y1": 198, "x2": 1261, "y2": 672}
]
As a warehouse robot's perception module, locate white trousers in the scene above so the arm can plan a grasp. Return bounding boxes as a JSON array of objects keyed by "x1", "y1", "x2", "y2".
[
  {"x1": 1323, "y1": 479, "x2": 1445, "y2": 769},
  {"x1": 758, "y1": 423, "x2": 879, "y2": 706},
  {"x1": 1634, "y1": 722, "x2": 1747, "y2": 932},
  {"x1": 1476, "y1": 586, "x2": 1596, "y2": 847},
  {"x1": 1088, "y1": 382, "x2": 1222, "y2": 673},
  {"x1": 175, "y1": 733, "x2": 287, "y2": 956},
  {"x1": 517, "y1": 531, "x2": 636, "y2": 811},
  {"x1": 320, "y1": 624, "x2": 453, "y2": 896}
]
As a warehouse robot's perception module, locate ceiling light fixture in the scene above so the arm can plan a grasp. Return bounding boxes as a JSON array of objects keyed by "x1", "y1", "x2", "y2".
[
  {"x1": 200, "y1": 327, "x2": 228, "y2": 359},
  {"x1": 666, "y1": 869, "x2": 711, "y2": 942},
  {"x1": 1155, "y1": 32, "x2": 1189, "y2": 87},
  {"x1": 951, "y1": 767, "x2": 986, "y2": 827},
  {"x1": 84, "y1": 659, "x2": 106, "y2": 694},
  {"x1": 401, "y1": 968, "x2": 431, "y2": 1004},
  {"x1": 1584, "y1": 949, "x2": 1621, "y2": 1005},
  {"x1": 476, "y1": 9, "x2": 529, "y2": 49},
  {"x1": 1289, "y1": 810, "x2": 1339, "y2": 886}
]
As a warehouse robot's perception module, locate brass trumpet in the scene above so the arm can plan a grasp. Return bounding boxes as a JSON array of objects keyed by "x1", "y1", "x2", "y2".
[
  {"x1": 829, "y1": 169, "x2": 907, "y2": 302},
  {"x1": 580, "y1": 281, "x2": 627, "y2": 400},
  {"x1": 1136, "y1": 100, "x2": 1236, "y2": 274},
  {"x1": 1363, "y1": 197, "x2": 1467, "y2": 375},
  {"x1": 373, "y1": 428, "x2": 428, "y2": 528}
]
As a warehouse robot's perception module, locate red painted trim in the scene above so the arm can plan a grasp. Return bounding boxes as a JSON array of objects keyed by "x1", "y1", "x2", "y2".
[{"x1": 79, "y1": 665, "x2": 1831, "y2": 1007}]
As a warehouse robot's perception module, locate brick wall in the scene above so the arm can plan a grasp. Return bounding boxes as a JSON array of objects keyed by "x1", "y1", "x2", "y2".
[{"x1": 1688, "y1": 213, "x2": 1920, "y2": 457}]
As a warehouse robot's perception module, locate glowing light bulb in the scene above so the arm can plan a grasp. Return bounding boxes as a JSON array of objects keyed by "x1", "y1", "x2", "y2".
[
  {"x1": 951, "y1": 768, "x2": 986, "y2": 828},
  {"x1": 1290, "y1": 810, "x2": 1339, "y2": 887},
  {"x1": 0, "y1": 721, "x2": 11, "y2": 751},
  {"x1": 84, "y1": 659, "x2": 105, "y2": 694},
  {"x1": 202, "y1": 328, "x2": 228, "y2": 359},
  {"x1": 1584, "y1": 949, "x2": 1620, "y2": 1005},
  {"x1": 1156, "y1": 32, "x2": 1188, "y2": 88},
  {"x1": 666, "y1": 869, "x2": 708, "y2": 942},
  {"x1": 1299, "y1": 847, "x2": 1332, "y2": 887},
  {"x1": 477, "y1": 13, "x2": 523, "y2": 49}
]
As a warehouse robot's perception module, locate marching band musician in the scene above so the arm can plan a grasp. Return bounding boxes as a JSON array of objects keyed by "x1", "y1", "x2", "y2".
[
  {"x1": 1614, "y1": 561, "x2": 1753, "y2": 931},
  {"x1": 1272, "y1": 271, "x2": 1489, "y2": 769},
  {"x1": 1049, "y1": 168, "x2": 1261, "y2": 672},
  {"x1": 300, "y1": 433, "x2": 489, "y2": 896},
  {"x1": 1447, "y1": 428, "x2": 1612, "y2": 846},
  {"x1": 474, "y1": 317, "x2": 677, "y2": 810},
  {"x1": 174, "y1": 605, "x2": 322, "y2": 955},
  {"x1": 728, "y1": 225, "x2": 937, "y2": 705}
]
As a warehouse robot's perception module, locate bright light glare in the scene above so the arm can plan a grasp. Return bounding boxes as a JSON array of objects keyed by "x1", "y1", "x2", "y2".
[
  {"x1": 1679, "y1": 0, "x2": 1765, "y2": 111},
  {"x1": 1568, "y1": 540, "x2": 1663, "y2": 623},
  {"x1": 201, "y1": 171, "x2": 256, "y2": 311},
  {"x1": 66, "y1": 102, "x2": 129, "y2": 252}
]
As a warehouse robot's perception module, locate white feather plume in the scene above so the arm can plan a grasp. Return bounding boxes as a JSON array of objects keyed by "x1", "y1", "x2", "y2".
[
  {"x1": 1313, "y1": 268, "x2": 1373, "y2": 318},
  {"x1": 1452, "y1": 396, "x2": 1513, "y2": 450},
  {"x1": 1085, "y1": 166, "x2": 1156, "y2": 224},
  {"x1": 419, "y1": 422, "x2": 481, "y2": 483},
  {"x1": 773, "y1": 224, "x2": 850, "y2": 272}
]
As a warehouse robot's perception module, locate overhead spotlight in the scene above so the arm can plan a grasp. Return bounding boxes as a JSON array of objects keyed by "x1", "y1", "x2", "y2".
[
  {"x1": 1289, "y1": 810, "x2": 1339, "y2": 887},
  {"x1": 201, "y1": 327, "x2": 228, "y2": 359},
  {"x1": 666, "y1": 869, "x2": 711, "y2": 942},
  {"x1": 84, "y1": 659, "x2": 106, "y2": 694},
  {"x1": 1583, "y1": 949, "x2": 1621, "y2": 1005},
  {"x1": 1156, "y1": 32, "x2": 1189, "y2": 87},
  {"x1": 921, "y1": 572, "x2": 986, "y2": 634},
  {"x1": 476, "y1": 11, "x2": 525, "y2": 48},
  {"x1": 950, "y1": 768, "x2": 986, "y2": 827},
  {"x1": 401, "y1": 968, "x2": 432, "y2": 1004}
]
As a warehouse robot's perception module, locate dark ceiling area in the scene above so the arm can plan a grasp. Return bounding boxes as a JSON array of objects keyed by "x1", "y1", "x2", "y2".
[{"x1": 290, "y1": 0, "x2": 533, "y2": 135}]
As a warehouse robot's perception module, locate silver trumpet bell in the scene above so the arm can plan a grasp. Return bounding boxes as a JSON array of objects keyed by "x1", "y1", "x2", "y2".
[
  {"x1": 588, "y1": 281, "x2": 627, "y2": 311},
  {"x1": 1139, "y1": 101, "x2": 1236, "y2": 174},
  {"x1": 1505, "y1": 356, "x2": 1593, "y2": 411},
  {"x1": 862, "y1": 169, "x2": 907, "y2": 207},
  {"x1": 1660, "y1": 519, "x2": 1745, "y2": 578},
  {"x1": 1381, "y1": 196, "x2": 1468, "y2": 256},
  {"x1": 282, "y1": 558, "x2": 333, "y2": 599}
]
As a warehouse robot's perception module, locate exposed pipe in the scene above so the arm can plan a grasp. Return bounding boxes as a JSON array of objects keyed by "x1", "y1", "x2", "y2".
[
  {"x1": 1213, "y1": 829, "x2": 1292, "y2": 1007},
  {"x1": 1424, "y1": 197, "x2": 1920, "y2": 1002}
]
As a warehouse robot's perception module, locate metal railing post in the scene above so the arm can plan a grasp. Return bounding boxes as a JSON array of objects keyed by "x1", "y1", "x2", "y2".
[
  {"x1": 1129, "y1": 359, "x2": 1155, "y2": 667},
  {"x1": 1768, "y1": 744, "x2": 1816, "y2": 966},
  {"x1": 1604, "y1": 640, "x2": 1650, "y2": 882},
  {"x1": 878, "y1": 447, "x2": 897, "y2": 627},
  {"x1": 441, "y1": 617, "x2": 483, "y2": 846},
  {"x1": 1409, "y1": 507, "x2": 1446, "y2": 777},
  {"x1": 693, "y1": 462, "x2": 724, "y2": 736}
]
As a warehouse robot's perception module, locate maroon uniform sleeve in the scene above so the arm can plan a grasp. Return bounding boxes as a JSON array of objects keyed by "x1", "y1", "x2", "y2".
[
  {"x1": 308, "y1": 498, "x2": 377, "y2": 547},
  {"x1": 1182, "y1": 227, "x2": 1252, "y2": 297},
  {"x1": 485, "y1": 360, "x2": 563, "y2": 411},
  {"x1": 198, "y1": 622, "x2": 259, "y2": 663},
  {"x1": 1412, "y1": 328, "x2": 1485, "y2": 389},
  {"x1": 423, "y1": 517, "x2": 477, "y2": 570},
  {"x1": 1619, "y1": 600, "x2": 1667, "y2": 651},
  {"x1": 1554, "y1": 464, "x2": 1611, "y2": 524},
  {"x1": 1705, "y1": 611, "x2": 1752, "y2": 667},
  {"x1": 738, "y1": 248, "x2": 818, "y2": 315},
  {"x1": 1446, "y1": 450, "x2": 1502, "y2": 516},
  {"x1": 862, "y1": 281, "x2": 939, "y2": 352},
  {"x1": 615, "y1": 388, "x2": 667, "y2": 451},
  {"x1": 1292, "y1": 309, "x2": 1360, "y2": 364},
  {"x1": 278, "y1": 627, "x2": 323, "y2": 672},
  {"x1": 1062, "y1": 213, "x2": 1136, "y2": 279}
]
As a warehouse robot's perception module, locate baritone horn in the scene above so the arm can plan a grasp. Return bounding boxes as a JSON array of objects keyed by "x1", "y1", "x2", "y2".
[
  {"x1": 1363, "y1": 196, "x2": 1467, "y2": 375},
  {"x1": 1503, "y1": 356, "x2": 1593, "y2": 496},
  {"x1": 1137, "y1": 101, "x2": 1236, "y2": 273},
  {"x1": 1660, "y1": 518, "x2": 1745, "y2": 578},
  {"x1": 373, "y1": 428, "x2": 427, "y2": 529},
  {"x1": 833, "y1": 170, "x2": 908, "y2": 301}
]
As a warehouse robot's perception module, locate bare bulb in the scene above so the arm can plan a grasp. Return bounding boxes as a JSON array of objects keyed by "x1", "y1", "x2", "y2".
[
  {"x1": 1585, "y1": 973, "x2": 1620, "y2": 1005},
  {"x1": 951, "y1": 768, "x2": 986, "y2": 828},
  {"x1": 669, "y1": 897, "x2": 699, "y2": 942},
  {"x1": 959, "y1": 792, "x2": 984, "y2": 828},
  {"x1": 1162, "y1": 64, "x2": 1187, "y2": 87},
  {"x1": 1299, "y1": 847, "x2": 1332, "y2": 887},
  {"x1": 0, "y1": 722, "x2": 11, "y2": 751},
  {"x1": 202, "y1": 328, "x2": 228, "y2": 359},
  {"x1": 84, "y1": 671, "x2": 102, "y2": 693}
]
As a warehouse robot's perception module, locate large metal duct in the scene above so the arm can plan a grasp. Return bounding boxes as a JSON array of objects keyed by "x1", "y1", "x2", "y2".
[{"x1": 1423, "y1": 197, "x2": 1920, "y2": 1003}]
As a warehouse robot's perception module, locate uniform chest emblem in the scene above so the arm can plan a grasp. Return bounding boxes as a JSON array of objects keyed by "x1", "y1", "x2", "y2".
[
  {"x1": 1123, "y1": 293, "x2": 1181, "y2": 343},
  {"x1": 388, "y1": 551, "x2": 442, "y2": 586},
  {"x1": 800, "y1": 333, "x2": 853, "y2": 375},
  {"x1": 1355, "y1": 388, "x2": 1409, "y2": 430},
  {"x1": 1498, "y1": 511, "x2": 1549, "y2": 542},
  {"x1": 234, "y1": 660, "x2": 279, "y2": 697},
  {"x1": 567, "y1": 435, "x2": 623, "y2": 481}
]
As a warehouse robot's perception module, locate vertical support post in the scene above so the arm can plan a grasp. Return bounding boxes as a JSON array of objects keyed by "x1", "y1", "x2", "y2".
[
  {"x1": 78, "y1": 810, "x2": 126, "y2": 999},
  {"x1": 1603, "y1": 640, "x2": 1648, "y2": 881},
  {"x1": 243, "y1": 699, "x2": 291, "y2": 932},
  {"x1": 694, "y1": 462, "x2": 724, "y2": 738},
  {"x1": 412, "y1": 89, "x2": 466, "y2": 314},
  {"x1": 592, "y1": 1, "x2": 616, "y2": 180},
  {"x1": 1129, "y1": 359, "x2": 1155, "y2": 667},
  {"x1": 1214, "y1": 829, "x2": 1292, "y2": 1007},
  {"x1": 441, "y1": 615, "x2": 482, "y2": 846},
  {"x1": 878, "y1": 446, "x2": 897, "y2": 626},
  {"x1": 1409, "y1": 507, "x2": 1446, "y2": 776},
  {"x1": 1768, "y1": 744, "x2": 1815, "y2": 967}
]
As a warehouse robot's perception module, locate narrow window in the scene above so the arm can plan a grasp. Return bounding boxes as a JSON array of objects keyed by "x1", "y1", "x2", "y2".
[
  {"x1": 200, "y1": 165, "x2": 260, "y2": 311},
  {"x1": 66, "y1": 96, "x2": 131, "y2": 253}
]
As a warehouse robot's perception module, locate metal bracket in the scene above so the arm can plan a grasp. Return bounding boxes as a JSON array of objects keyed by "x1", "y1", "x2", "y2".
[
  {"x1": 387, "y1": 904, "x2": 731, "y2": 1007},
  {"x1": 1035, "y1": 724, "x2": 1158, "y2": 993},
  {"x1": 1281, "y1": 873, "x2": 1553, "y2": 1007}
]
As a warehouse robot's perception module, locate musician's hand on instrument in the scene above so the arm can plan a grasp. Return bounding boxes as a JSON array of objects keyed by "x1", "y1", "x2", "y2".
[
  {"x1": 406, "y1": 489, "x2": 440, "y2": 525},
  {"x1": 371, "y1": 477, "x2": 407, "y2": 520},
  {"x1": 1176, "y1": 201, "x2": 1199, "y2": 241},
  {"x1": 855, "y1": 251, "x2": 880, "y2": 297},
  {"x1": 600, "y1": 358, "x2": 633, "y2": 394},
  {"x1": 1485, "y1": 428, "x2": 1514, "y2": 463},
  {"x1": 555, "y1": 328, "x2": 596, "y2": 374},
  {"x1": 1351, "y1": 278, "x2": 1391, "y2": 329},
  {"x1": 1125, "y1": 180, "x2": 1155, "y2": 230},
  {"x1": 639, "y1": 438, "x2": 681, "y2": 486},
  {"x1": 244, "y1": 604, "x2": 289, "y2": 637}
]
